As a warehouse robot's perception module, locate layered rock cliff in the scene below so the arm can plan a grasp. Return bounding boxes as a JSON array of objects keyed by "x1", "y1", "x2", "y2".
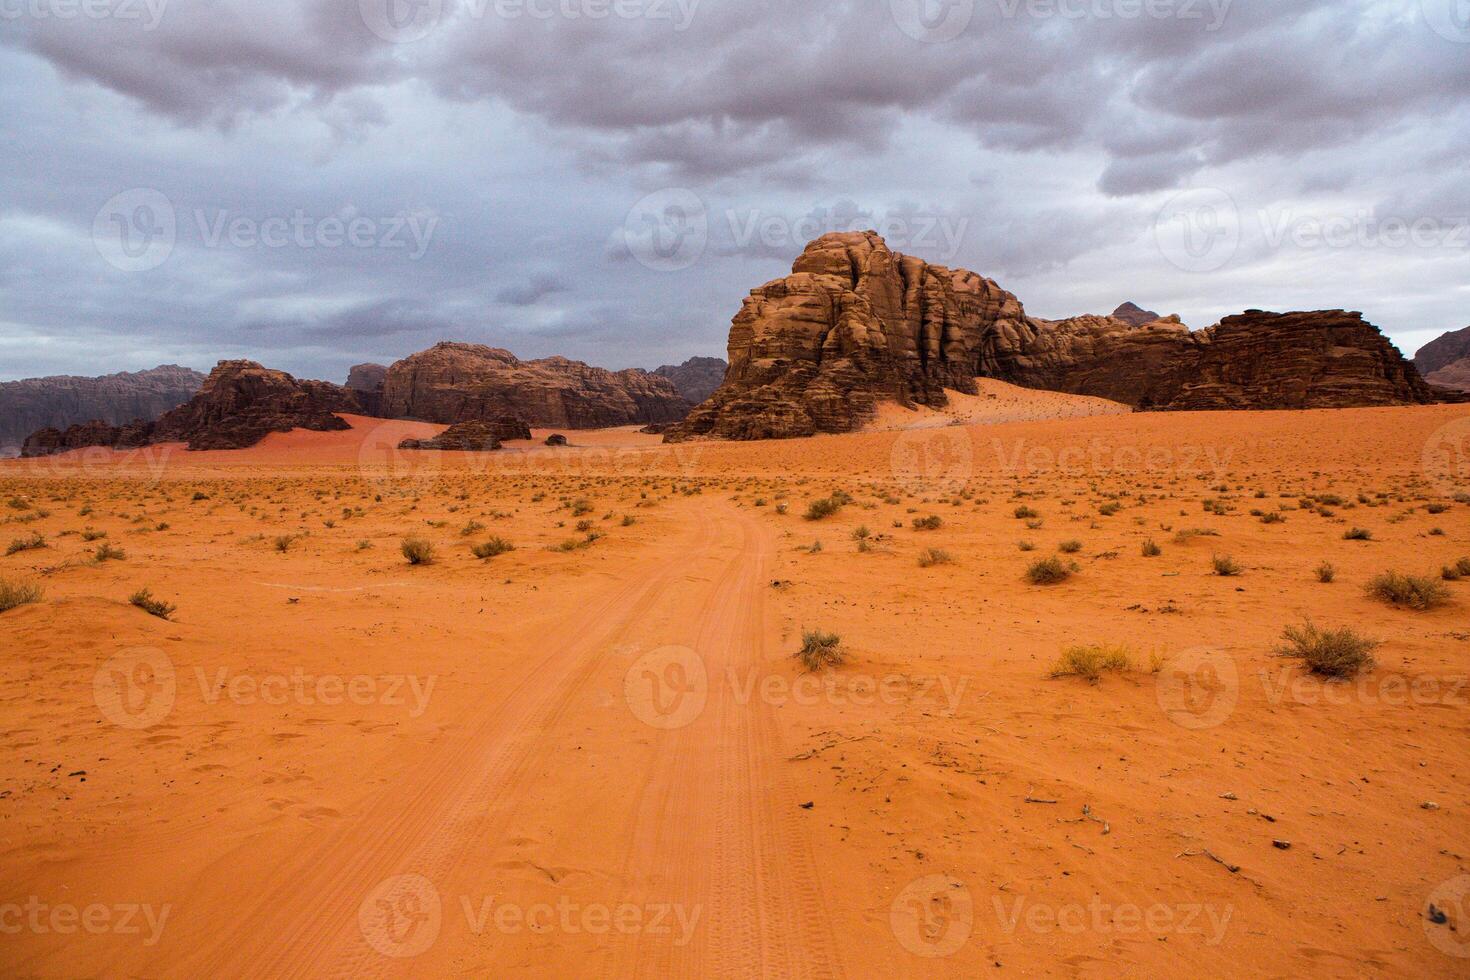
[
  {"x1": 0, "y1": 365, "x2": 204, "y2": 456},
  {"x1": 669, "y1": 232, "x2": 1437, "y2": 440},
  {"x1": 379, "y1": 343, "x2": 689, "y2": 428},
  {"x1": 21, "y1": 361, "x2": 361, "y2": 456}
]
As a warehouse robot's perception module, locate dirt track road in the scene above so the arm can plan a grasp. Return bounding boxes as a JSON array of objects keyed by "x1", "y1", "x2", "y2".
[{"x1": 175, "y1": 501, "x2": 845, "y2": 978}]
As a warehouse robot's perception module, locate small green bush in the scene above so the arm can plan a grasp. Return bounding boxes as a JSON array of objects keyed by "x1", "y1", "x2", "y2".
[
  {"x1": 1276, "y1": 621, "x2": 1378, "y2": 679},
  {"x1": 796, "y1": 629, "x2": 845, "y2": 672},
  {"x1": 401, "y1": 537, "x2": 436, "y2": 565}
]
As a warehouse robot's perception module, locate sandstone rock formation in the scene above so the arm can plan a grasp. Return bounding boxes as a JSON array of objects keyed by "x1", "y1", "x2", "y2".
[
  {"x1": 379, "y1": 343, "x2": 689, "y2": 428},
  {"x1": 1415, "y1": 326, "x2": 1470, "y2": 392},
  {"x1": 670, "y1": 232, "x2": 1437, "y2": 440},
  {"x1": 21, "y1": 361, "x2": 362, "y2": 456},
  {"x1": 398, "y1": 418, "x2": 529, "y2": 452},
  {"x1": 0, "y1": 365, "x2": 204, "y2": 456},
  {"x1": 653, "y1": 357, "x2": 728, "y2": 405},
  {"x1": 545, "y1": 434, "x2": 568, "y2": 446}
]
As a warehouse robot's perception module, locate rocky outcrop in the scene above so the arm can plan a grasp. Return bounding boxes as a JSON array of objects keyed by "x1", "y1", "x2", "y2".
[
  {"x1": 673, "y1": 232, "x2": 993, "y2": 440},
  {"x1": 380, "y1": 343, "x2": 690, "y2": 428},
  {"x1": 653, "y1": 357, "x2": 728, "y2": 405},
  {"x1": 0, "y1": 365, "x2": 204, "y2": 456},
  {"x1": 1110, "y1": 302, "x2": 1162, "y2": 327},
  {"x1": 20, "y1": 361, "x2": 362, "y2": 456},
  {"x1": 1416, "y1": 327, "x2": 1470, "y2": 392},
  {"x1": 670, "y1": 232, "x2": 1438, "y2": 441},
  {"x1": 398, "y1": 418, "x2": 528, "y2": 452}
]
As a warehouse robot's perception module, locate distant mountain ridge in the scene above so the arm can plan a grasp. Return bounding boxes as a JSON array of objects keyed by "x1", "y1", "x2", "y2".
[
  {"x1": 0, "y1": 365, "x2": 204, "y2": 456},
  {"x1": 1415, "y1": 326, "x2": 1470, "y2": 392},
  {"x1": 654, "y1": 357, "x2": 728, "y2": 405}
]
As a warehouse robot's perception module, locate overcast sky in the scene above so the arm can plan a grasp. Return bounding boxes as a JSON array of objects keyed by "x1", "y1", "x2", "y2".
[{"x1": 1, "y1": 0, "x2": 1467, "y2": 383}]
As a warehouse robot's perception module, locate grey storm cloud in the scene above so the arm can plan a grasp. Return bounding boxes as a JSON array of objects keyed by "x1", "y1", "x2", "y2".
[{"x1": 0, "y1": 0, "x2": 1467, "y2": 383}]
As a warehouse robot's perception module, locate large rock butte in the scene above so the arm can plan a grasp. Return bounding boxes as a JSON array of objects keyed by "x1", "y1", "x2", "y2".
[
  {"x1": 21, "y1": 361, "x2": 361, "y2": 456},
  {"x1": 0, "y1": 365, "x2": 204, "y2": 456},
  {"x1": 669, "y1": 231, "x2": 1436, "y2": 440},
  {"x1": 373, "y1": 343, "x2": 690, "y2": 429}
]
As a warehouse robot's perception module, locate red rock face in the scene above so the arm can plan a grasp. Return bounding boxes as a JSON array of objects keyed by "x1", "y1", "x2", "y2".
[
  {"x1": 0, "y1": 365, "x2": 204, "y2": 455},
  {"x1": 21, "y1": 361, "x2": 362, "y2": 456},
  {"x1": 379, "y1": 343, "x2": 689, "y2": 429},
  {"x1": 670, "y1": 231, "x2": 1439, "y2": 440}
]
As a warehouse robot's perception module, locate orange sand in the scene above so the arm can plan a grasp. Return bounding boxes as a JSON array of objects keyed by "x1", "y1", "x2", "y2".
[{"x1": 1, "y1": 397, "x2": 1468, "y2": 977}]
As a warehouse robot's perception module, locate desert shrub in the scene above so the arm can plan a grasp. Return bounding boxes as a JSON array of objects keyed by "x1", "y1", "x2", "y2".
[
  {"x1": 1141, "y1": 538, "x2": 1162, "y2": 557},
  {"x1": 1276, "y1": 621, "x2": 1378, "y2": 679},
  {"x1": 796, "y1": 629, "x2": 845, "y2": 672},
  {"x1": 1058, "y1": 540, "x2": 1083, "y2": 554},
  {"x1": 1098, "y1": 502, "x2": 1121, "y2": 517},
  {"x1": 1260, "y1": 512, "x2": 1286, "y2": 524},
  {"x1": 471, "y1": 537, "x2": 515, "y2": 560},
  {"x1": 1343, "y1": 527, "x2": 1373, "y2": 541},
  {"x1": 6, "y1": 532, "x2": 46, "y2": 556},
  {"x1": 917, "y1": 548, "x2": 952, "y2": 568},
  {"x1": 1018, "y1": 540, "x2": 1037, "y2": 552},
  {"x1": 401, "y1": 537, "x2": 436, "y2": 565},
  {"x1": 621, "y1": 515, "x2": 637, "y2": 527},
  {"x1": 804, "y1": 497, "x2": 843, "y2": 521},
  {"x1": 460, "y1": 520, "x2": 486, "y2": 537},
  {"x1": 1366, "y1": 572, "x2": 1450, "y2": 610},
  {"x1": 1443, "y1": 564, "x2": 1462, "y2": 582},
  {"x1": 94, "y1": 543, "x2": 126, "y2": 562},
  {"x1": 1456, "y1": 557, "x2": 1470, "y2": 576},
  {"x1": 912, "y1": 515, "x2": 943, "y2": 531},
  {"x1": 1315, "y1": 561, "x2": 1336, "y2": 583},
  {"x1": 1026, "y1": 556, "x2": 1075, "y2": 585},
  {"x1": 356, "y1": 540, "x2": 373, "y2": 551},
  {"x1": 1049, "y1": 644, "x2": 1131, "y2": 682},
  {"x1": 570, "y1": 498, "x2": 593, "y2": 516},
  {"x1": 0, "y1": 577, "x2": 43, "y2": 613},
  {"x1": 81, "y1": 528, "x2": 107, "y2": 542},
  {"x1": 1172, "y1": 528, "x2": 1219, "y2": 544},
  {"x1": 1212, "y1": 554, "x2": 1243, "y2": 577},
  {"x1": 273, "y1": 534, "x2": 300, "y2": 553},
  {"x1": 1426, "y1": 503, "x2": 1449, "y2": 515},
  {"x1": 1013, "y1": 505, "x2": 1038, "y2": 520},
  {"x1": 129, "y1": 588, "x2": 175, "y2": 620}
]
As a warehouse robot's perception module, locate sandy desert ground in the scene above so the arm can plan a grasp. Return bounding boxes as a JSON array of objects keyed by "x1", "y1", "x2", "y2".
[{"x1": 2, "y1": 389, "x2": 1469, "y2": 978}]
